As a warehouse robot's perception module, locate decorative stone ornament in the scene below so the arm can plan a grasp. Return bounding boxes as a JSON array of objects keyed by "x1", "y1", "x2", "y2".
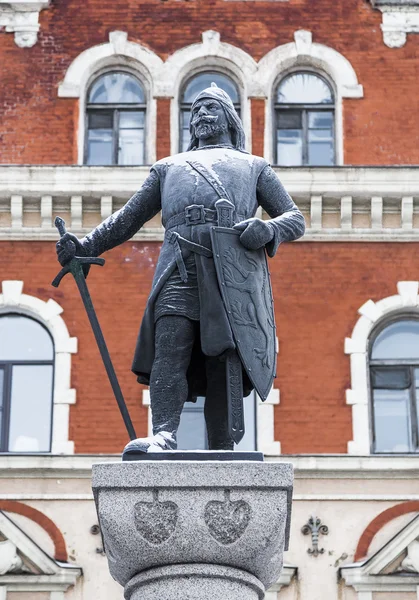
[
  {"x1": 401, "y1": 538, "x2": 419, "y2": 573},
  {"x1": 92, "y1": 460, "x2": 293, "y2": 600},
  {"x1": 0, "y1": 1, "x2": 50, "y2": 48},
  {"x1": 301, "y1": 516, "x2": 329, "y2": 557},
  {"x1": 0, "y1": 539, "x2": 26, "y2": 575},
  {"x1": 370, "y1": 1, "x2": 419, "y2": 47}
]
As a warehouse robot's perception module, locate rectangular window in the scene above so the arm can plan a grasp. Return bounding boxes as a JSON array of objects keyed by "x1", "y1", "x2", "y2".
[
  {"x1": 87, "y1": 112, "x2": 114, "y2": 166},
  {"x1": 307, "y1": 111, "x2": 334, "y2": 166},
  {"x1": 8, "y1": 365, "x2": 53, "y2": 452},
  {"x1": 373, "y1": 388, "x2": 412, "y2": 452},
  {"x1": 276, "y1": 111, "x2": 303, "y2": 167},
  {"x1": 118, "y1": 111, "x2": 145, "y2": 165}
]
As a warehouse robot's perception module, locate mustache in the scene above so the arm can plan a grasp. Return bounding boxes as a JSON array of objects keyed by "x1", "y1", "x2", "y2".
[{"x1": 191, "y1": 114, "x2": 218, "y2": 128}]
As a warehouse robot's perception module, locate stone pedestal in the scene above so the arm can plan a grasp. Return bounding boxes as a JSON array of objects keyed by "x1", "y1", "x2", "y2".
[{"x1": 92, "y1": 458, "x2": 293, "y2": 599}]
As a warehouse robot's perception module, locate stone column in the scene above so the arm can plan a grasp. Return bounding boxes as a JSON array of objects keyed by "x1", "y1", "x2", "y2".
[{"x1": 92, "y1": 459, "x2": 293, "y2": 599}]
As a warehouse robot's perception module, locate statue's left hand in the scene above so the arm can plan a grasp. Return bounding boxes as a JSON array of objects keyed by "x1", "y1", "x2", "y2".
[{"x1": 233, "y1": 218, "x2": 274, "y2": 250}]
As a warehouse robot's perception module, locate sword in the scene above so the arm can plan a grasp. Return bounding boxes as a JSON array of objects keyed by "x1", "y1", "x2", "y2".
[
  {"x1": 215, "y1": 199, "x2": 245, "y2": 445},
  {"x1": 51, "y1": 216, "x2": 137, "y2": 441}
]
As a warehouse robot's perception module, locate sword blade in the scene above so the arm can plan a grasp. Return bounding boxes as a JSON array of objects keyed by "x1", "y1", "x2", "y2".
[
  {"x1": 226, "y1": 352, "x2": 245, "y2": 444},
  {"x1": 70, "y1": 260, "x2": 137, "y2": 441}
]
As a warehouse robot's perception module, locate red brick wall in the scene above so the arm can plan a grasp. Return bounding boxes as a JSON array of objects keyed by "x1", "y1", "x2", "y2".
[
  {"x1": 250, "y1": 99, "x2": 265, "y2": 157},
  {"x1": 1, "y1": 240, "x2": 418, "y2": 453},
  {"x1": 156, "y1": 98, "x2": 171, "y2": 160},
  {"x1": 1, "y1": 0, "x2": 419, "y2": 165}
]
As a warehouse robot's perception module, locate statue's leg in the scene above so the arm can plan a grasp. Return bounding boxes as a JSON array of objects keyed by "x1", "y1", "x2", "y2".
[
  {"x1": 204, "y1": 357, "x2": 234, "y2": 451},
  {"x1": 150, "y1": 315, "x2": 197, "y2": 439},
  {"x1": 123, "y1": 315, "x2": 196, "y2": 456}
]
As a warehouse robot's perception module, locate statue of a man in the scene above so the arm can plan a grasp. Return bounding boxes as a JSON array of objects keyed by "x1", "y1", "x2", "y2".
[{"x1": 56, "y1": 84, "x2": 305, "y2": 453}]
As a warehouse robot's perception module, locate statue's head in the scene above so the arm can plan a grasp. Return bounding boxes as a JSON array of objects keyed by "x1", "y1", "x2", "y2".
[{"x1": 187, "y1": 83, "x2": 246, "y2": 151}]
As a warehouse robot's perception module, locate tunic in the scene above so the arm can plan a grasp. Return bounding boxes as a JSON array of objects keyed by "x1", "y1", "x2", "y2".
[{"x1": 79, "y1": 146, "x2": 305, "y2": 396}]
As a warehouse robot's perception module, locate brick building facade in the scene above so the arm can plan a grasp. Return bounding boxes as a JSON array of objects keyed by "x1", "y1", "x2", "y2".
[{"x1": 1, "y1": 0, "x2": 419, "y2": 598}]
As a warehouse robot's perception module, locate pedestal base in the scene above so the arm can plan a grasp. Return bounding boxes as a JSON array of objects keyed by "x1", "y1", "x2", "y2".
[
  {"x1": 92, "y1": 460, "x2": 293, "y2": 596},
  {"x1": 125, "y1": 564, "x2": 264, "y2": 600}
]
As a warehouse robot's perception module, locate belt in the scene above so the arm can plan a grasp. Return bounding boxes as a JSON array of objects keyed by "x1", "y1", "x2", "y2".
[
  {"x1": 165, "y1": 205, "x2": 217, "y2": 230},
  {"x1": 165, "y1": 204, "x2": 245, "y2": 230},
  {"x1": 166, "y1": 230, "x2": 213, "y2": 283}
]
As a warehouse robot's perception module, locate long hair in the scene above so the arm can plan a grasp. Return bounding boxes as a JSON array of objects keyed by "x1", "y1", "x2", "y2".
[{"x1": 187, "y1": 103, "x2": 246, "y2": 152}]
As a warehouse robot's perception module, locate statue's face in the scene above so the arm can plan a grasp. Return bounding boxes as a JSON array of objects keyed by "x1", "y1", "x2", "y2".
[{"x1": 191, "y1": 99, "x2": 229, "y2": 140}]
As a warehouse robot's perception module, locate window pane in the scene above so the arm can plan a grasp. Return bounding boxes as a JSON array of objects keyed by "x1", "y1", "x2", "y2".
[
  {"x1": 415, "y1": 368, "x2": 419, "y2": 440},
  {"x1": 8, "y1": 365, "x2": 53, "y2": 452},
  {"x1": 89, "y1": 73, "x2": 145, "y2": 104},
  {"x1": 372, "y1": 320, "x2": 419, "y2": 360},
  {"x1": 373, "y1": 388, "x2": 412, "y2": 452},
  {"x1": 308, "y1": 111, "x2": 333, "y2": 128},
  {"x1": 236, "y1": 392, "x2": 257, "y2": 452},
  {"x1": 182, "y1": 72, "x2": 239, "y2": 103},
  {"x1": 119, "y1": 111, "x2": 145, "y2": 129},
  {"x1": 371, "y1": 367, "x2": 410, "y2": 389},
  {"x1": 177, "y1": 394, "x2": 257, "y2": 451},
  {"x1": 308, "y1": 141, "x2": 334, "y2": 166},
  {"x1": 0, "y1": 369, "x2": 3, "y2": 447},
  {"x1": 178, "y1": 397, "x2": 207, "y2": 450},
  {"x1": 87, "y1": 129, "x2": 113, "y2": 165},
  {"x1": 308, "y1": 110, "x2": 334, "y2": 166},
  {"x1": 0, "y1": 316, "x2": 53, "y2": 361},
  {"x1": 277, "y1": 111, "x2": 302, "y2": 129},
  {"x1": 118, "y1": 128, "x2": 144, "y2": 165},
  {"x1": 88, "y1": 111, "x2": 113, "y2": 129},
  {"x1": 277, "y1": 129, "x2": 303, "y2": 166},
  {"x1": 181, "y1": 110, "x2": 190, "y2": 152},
  {"x1": 277, "y1": 73, "x2": 333, "y2": 104}
]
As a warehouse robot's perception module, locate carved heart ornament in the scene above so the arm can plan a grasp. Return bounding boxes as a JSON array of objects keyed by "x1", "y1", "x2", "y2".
[
  {"x1": 134, "y1": 490, "x2": 178, "y2": 545},
  {"x1": 205, "y1": 490, "x2": 251, "y2": 545}
]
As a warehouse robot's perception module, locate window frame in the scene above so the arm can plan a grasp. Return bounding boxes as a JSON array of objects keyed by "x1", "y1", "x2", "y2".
[
  {"x1": 179, "y1": 71, "x2": 241, "y2": 153},
  {"x1": 368, "y1": 314, "x2": 419, "y2": 454},
  {"x1": 0, "y1": 313, "x2": 55, "y2": 453},
  {"x1": 273, "y1": 71, "x2": 336, "y2": 167},
  {"x1": 84, "y1": 71, "x2": 147, "y2": 166}
]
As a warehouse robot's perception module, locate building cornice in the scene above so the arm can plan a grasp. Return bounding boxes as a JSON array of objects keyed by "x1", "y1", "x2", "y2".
[
  {"x1": 1, "y1": 454, "x2": 419, "y2": 480},
  {"x1": 370, "y1": 0, "x2": 419, "y2": 47},
  {"x1": 1, "y1": 166, "x2": 419, "y2": 242},
  {"x1": 0, "y1": 0, "x2": 50, "y2": 48}
]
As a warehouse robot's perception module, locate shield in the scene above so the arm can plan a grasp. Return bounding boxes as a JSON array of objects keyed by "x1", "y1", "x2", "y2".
[{"x1": 210, "y1": 227, "x2": 276, "y2": 401}]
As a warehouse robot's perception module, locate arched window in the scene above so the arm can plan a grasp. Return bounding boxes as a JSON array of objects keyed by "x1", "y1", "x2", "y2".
[
  {"x1": 0, "y1": 314, "x2": 54, "y2": 452},
  {"x1": 85, "y1": 72, "x2": 146, "y2": 166},
  {"x1": 180, "y1": 72, "x2": 241, "y2": 152},
  {"x1": 370, "y1": 319, "x2": 419, "y2": 453},
  {"x1": 274, "y1": 72, "x2": 335, "y2": 166}
]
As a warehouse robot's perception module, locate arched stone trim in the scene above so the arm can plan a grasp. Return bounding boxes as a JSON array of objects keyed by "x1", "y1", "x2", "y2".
[
  {"x1": 58, "y1": 31, "x2": 163, "y2": 164},
  {"x1": 160, "y1": 31, "x2": 257, "y2": 154},
  {"x1": 355, "y1": 501, "x2": 419, "y2": 561},
  {"x1": 258, "y1": 30, "x2": 364, "y2": 164},
  {"x1": 345, "y1": 281, "x2": 419, "y2": 455},
  {"x1": 0, "y1": 280, "x2": 77, "y2": 454},
  {"x1": 0, "y1": 500, "x2": 68, "y2": 561}
]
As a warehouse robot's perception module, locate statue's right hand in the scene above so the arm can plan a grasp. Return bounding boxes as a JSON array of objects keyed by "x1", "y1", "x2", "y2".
[{"x1": 56, "y1": 232, "x2": 82, "y2": 266}]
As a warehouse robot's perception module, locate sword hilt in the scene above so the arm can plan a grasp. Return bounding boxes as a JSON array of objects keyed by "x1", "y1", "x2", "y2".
[
  {"x1": 52, "y1": 215, "x2": 105, "y2": 288},
  {"x1": 55, "y1": 216, "x2": 67, "y2": 238}
]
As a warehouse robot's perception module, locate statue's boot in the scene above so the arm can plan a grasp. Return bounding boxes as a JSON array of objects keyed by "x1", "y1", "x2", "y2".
[{"x1": 123, "y1": 431, "x2": 177, "y2": 457}]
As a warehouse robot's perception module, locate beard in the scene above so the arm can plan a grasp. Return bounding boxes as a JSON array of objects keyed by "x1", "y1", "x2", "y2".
[{"x1": 192, "y1": 116, "x2": 229, "y2": 140}]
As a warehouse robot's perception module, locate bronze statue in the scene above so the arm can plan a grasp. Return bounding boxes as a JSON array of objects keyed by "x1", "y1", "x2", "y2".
[{"x1": 56, "y1": 83, "x2": 305, "y2": 455}]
